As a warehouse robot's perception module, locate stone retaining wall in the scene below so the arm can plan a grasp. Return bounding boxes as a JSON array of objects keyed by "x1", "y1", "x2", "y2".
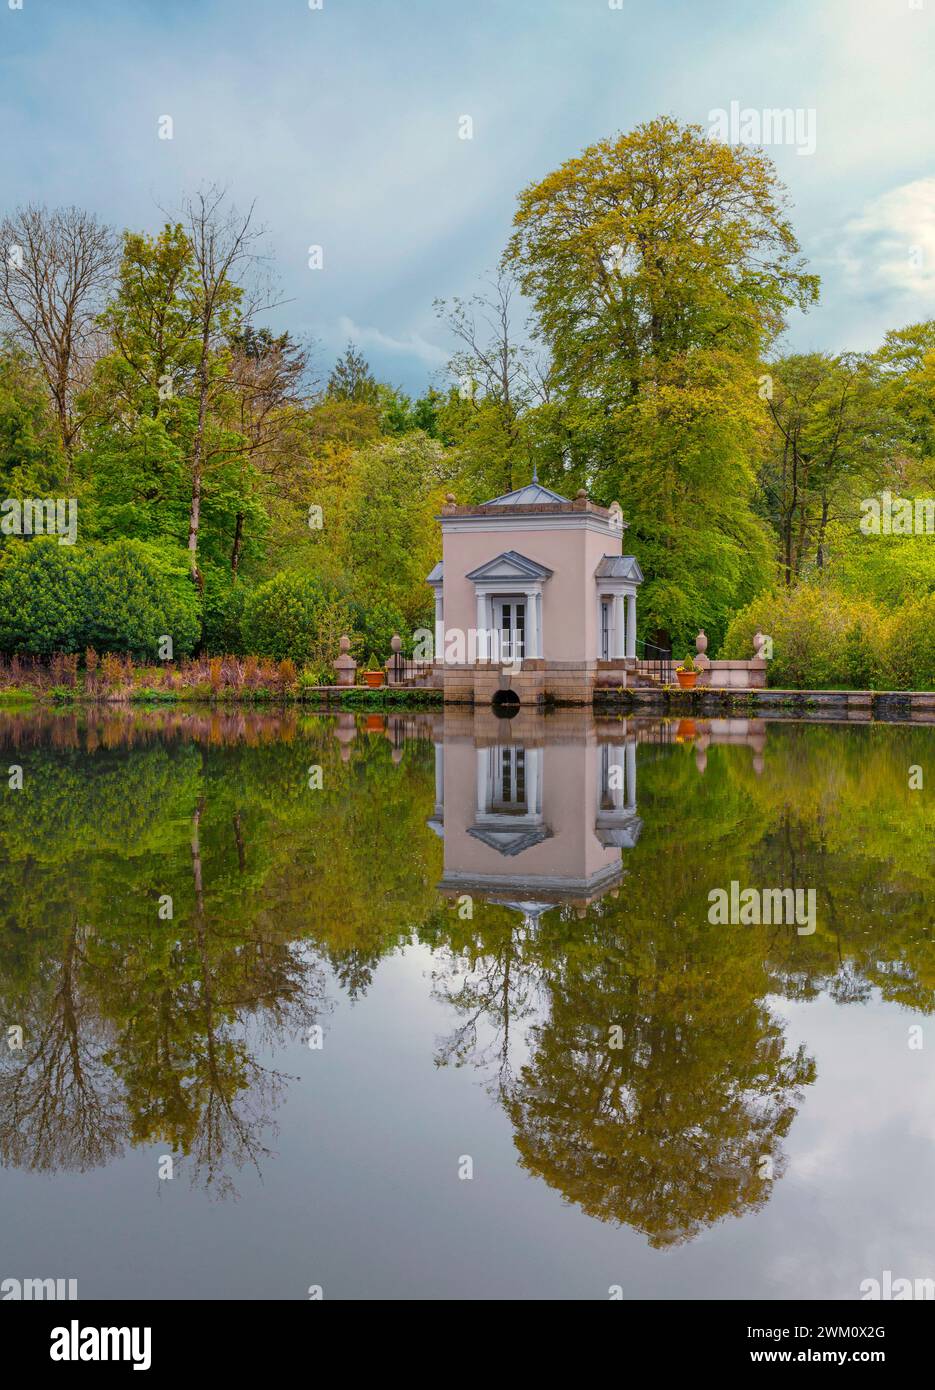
[{"x1": 595, "y1": 686, "x2": 935, "y2": 722}]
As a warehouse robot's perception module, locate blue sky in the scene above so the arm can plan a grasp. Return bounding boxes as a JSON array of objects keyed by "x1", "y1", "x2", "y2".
[{"x1": 2, "y1": 0, "x2": 934, "y2": 393}]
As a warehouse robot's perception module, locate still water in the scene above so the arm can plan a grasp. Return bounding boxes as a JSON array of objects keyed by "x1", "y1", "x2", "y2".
[{"x1": 0, "y1": 705, "x2": 932, "y2": 1300}]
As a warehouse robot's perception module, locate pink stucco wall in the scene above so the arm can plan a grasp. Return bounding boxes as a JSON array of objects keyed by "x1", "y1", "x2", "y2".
[{"x1": 441, "y1": 519, "x2": 622, "y2": 663}]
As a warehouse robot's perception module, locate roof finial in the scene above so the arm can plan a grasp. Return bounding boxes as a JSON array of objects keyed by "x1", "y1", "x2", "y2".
[{"x1": 531, "y1": 462, "x2": 538, "y2": 484}]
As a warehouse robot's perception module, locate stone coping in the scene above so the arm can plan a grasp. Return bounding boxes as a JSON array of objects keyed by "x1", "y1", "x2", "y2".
[{"x1": 437, "y1": 500, "x2": 612, "y2": 520}]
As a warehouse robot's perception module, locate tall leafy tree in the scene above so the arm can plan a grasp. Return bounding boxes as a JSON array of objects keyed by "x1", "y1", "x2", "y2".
[
  {"x1": 434, "y1": 267, "x2": 549, "y2": 497},
  {"x1": 224, "y1": 326, "x2": 314, "y2": 577},
  {"x1": 507, "y1": 116, "x2": 818, "y2": 394},
  {"x1": 182, "y1": 188, "x2": 264, "y2": 593},
  {"x1": 505, "y1": 117, "x2": 820, "y2": 651},
  {"x1": 759, "y1": 352, "x2": 895, "y2": 584},
  {"x1": 0, "y1": 344, "x2": 65, "y2": 498}
]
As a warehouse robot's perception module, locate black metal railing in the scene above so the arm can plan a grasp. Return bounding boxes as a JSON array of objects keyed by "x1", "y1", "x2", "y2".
[{"x1": 635, "y1": 639, "x2": 676, "y2": 686}]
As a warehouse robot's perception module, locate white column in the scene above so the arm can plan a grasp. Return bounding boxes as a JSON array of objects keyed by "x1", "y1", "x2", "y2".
[
  {"x1": 476, "y1": 748, "x2": 489, "y2": 815},
  {"x1": 626, "y1": 593, "x2": 637, "y2": 658},
  {"x1": 525, "y1": 588, "x2": 538, "y2": 659},
  {"x1": 625, "y1": 740, "x2": 637, "y2": 811},
  {"x1": 612, "y1": 593, "x2": 626, "y2": 659},
  {"x1": 434, "y1": 592, "x2": 444, "y2": 663},
  {"x1": 526, "y1": 747, "x2": 540, "y2": 814},
  {"x1": 612, "y1": 745, "x2": 626, "y2": 809},
  {"x1": 536, "y1": 592, "x2": 543, "y2": 660},
  {"x1": 475, "y1": 592, "x2": 488, "y2": 662},
  {"x1": 434, "y1": 742, "x2": 444, "y2": 816}
]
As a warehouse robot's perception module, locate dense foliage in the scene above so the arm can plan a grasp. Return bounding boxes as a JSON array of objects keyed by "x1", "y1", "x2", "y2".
[
  {"x1": 0, "y1": 537, "x2": 199, "y2": 659},
  {"x1": 241, "y1": 571, "x2": 352, "y2": 670}
]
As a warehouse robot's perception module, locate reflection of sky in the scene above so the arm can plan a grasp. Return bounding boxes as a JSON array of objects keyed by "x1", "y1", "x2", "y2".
[
  {"x1": 760, "y1": 994, "x2": 935, "y2": 1301},
  {"x1": 3, "y1": 949, "x2": 934, "y2": 1300},
  {"x1": 3, "y1": 0, "x2": 935, "y2": 392}
]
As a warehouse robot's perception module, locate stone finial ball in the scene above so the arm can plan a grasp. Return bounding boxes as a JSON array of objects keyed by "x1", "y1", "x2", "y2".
[
  {"x1": 390, "y1": 634, "x2": 402, "y2": 652},
  {"x1": 575, "y1": 487, "x2": 588, "y2": 500},
  {"x1": 339, "y1": 634, "x2": 351, "y2": 653},
  {"x1": 445, "y1": 492, "x2": 456, "y2": 504}
]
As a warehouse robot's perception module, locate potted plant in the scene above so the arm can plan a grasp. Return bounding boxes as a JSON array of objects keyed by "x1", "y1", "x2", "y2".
[
  {"x1": 363, "y1": 667, "x2": 385, "y2": 688},
  {"x1": 675, "y1": 653, "x2": 698, "y2": 690}
]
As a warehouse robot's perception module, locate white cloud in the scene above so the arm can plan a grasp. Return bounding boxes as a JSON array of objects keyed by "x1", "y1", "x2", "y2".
[
  {"x1": 333, "y1": 315, "x2": 448, "y2": 369},
  {"x1": 836, "y1": 177, "x2": 935, "y2": 300}
]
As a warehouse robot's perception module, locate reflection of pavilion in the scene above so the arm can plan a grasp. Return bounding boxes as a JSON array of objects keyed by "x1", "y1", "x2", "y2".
[
  {"x1": 433, "y1": 711, "x2": 642, "y2": 923},
  {"x1": 428, "y1": 712, "x2": 772, "y2": 925}
]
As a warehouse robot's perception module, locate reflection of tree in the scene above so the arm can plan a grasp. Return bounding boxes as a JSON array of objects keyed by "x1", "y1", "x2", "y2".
[
  {"x1": 0, "y1": 708, "x2": 437, "y2": 1191},
  {"x1": 425, "y1": 723, "x2": 934, "y2": 1245},
  {"x1": 741, "y1": 727, "x2": 935, "y2": 1011},
  {"x1": 93, "y1": 792, "x2": 329, "y2": 1195},
  {"x1": 0, "y1": 920, "x2": 124, "y2": 1172},
  {"x1": 502, "y1": 922, "x2": 815, "y2": 1248},
  {"x1": 429, "y1": 914, "x2": 545, "y2": 1091},
  {"x1": 431, "y1": 903, "x2": 815, "y2": 1247}
]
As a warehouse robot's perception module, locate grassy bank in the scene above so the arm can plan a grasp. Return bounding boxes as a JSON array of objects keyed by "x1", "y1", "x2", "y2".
[{"x1": 0, "y1": 654, "x2": 442, "y2": 709}]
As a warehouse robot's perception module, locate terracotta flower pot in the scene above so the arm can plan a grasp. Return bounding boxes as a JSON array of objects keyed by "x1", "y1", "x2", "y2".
[
  {"x1": 363, "y1": 671, "x2": 385, "y2": 688},
  {"x1": 676, "y1": 670, "x2": 698, "y2": 690}
]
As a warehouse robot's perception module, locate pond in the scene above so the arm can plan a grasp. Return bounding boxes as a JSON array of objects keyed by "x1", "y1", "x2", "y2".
[{"x1": 0, "y1": 705, "x2": 932, "y2": 1301}]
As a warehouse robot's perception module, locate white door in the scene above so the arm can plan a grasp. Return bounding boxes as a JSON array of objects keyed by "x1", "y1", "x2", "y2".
[
  {"x1": 491, "y1": 747, "x2": 527, "y2": 813},
  {"x1": 493, "y1": 598, "x2": 525, "y2": 661}
]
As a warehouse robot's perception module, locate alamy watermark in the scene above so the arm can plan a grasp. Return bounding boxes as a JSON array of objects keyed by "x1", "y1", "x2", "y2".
[
  {"x1": 0, "y1": 498, "x2": 78, "y2": 545},
  {"x1": 708, "y1": 102, "x2": 817, "y2": 156},
  {"x1": 50, "y1": 1321, "x2": 151, "y2": 1371},
  {"x1": 860, "y1": 1270, "x2": 935, "y2": 1300},
  {"x1": 708, "y1": 880, "x2": 816, "y2": 935},
  {"x1": 1, "y1": 1276, "x2": 78, "y2": 1300},
  {"x1": 859, "y1": 490, "x2": 934, "y2": 536},
  {"x1": 415, "y1": 625, "x2": 523, "y2": 675}
]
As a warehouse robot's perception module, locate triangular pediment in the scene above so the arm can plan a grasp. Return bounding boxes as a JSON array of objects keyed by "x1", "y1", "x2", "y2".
[
  {"x1": 465, "y1": 550, "x2": 553, "y2": 583},
  {"x1": 467, "y1": 825, "x2": 553, "y2": 856}
]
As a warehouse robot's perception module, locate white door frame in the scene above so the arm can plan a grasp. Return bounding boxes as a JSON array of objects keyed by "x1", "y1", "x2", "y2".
[{"x1": 474, "y1": 584, "x2": 544, "y2": 660}]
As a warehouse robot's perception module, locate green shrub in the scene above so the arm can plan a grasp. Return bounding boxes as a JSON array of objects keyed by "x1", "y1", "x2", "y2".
[
  {"x1": 203, "y1": 571, "x2": 249, "y2": 653},
  {"x1": 0, "y1": 538, "x2": 86, "y2": 655},
  {"x1": 297, "y1": 667, "x2": 334, "y2": 692},
  {"x1": 722, "y1": 581, "x2": 911, "y2": 689},
  {"x1": 0, "y1": 537, "x2": 200, "y2": 659},
  {"x1": 242, "y1": 571, "x2": 352, "y2": 667},
  {"x1": 350, "y1": 594, "x2": 408, "y2": 666},
  {"x1": 884, "y1": 593, "x2": 935, "y2": 691},
  {"x1": 83, "y1": 539, "x2": 200, "y2": 659}
]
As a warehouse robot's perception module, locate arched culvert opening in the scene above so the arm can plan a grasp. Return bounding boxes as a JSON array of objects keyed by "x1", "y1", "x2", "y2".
[{"x1": 491, "y1": 689, "x2": 521, "y2": 716}]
